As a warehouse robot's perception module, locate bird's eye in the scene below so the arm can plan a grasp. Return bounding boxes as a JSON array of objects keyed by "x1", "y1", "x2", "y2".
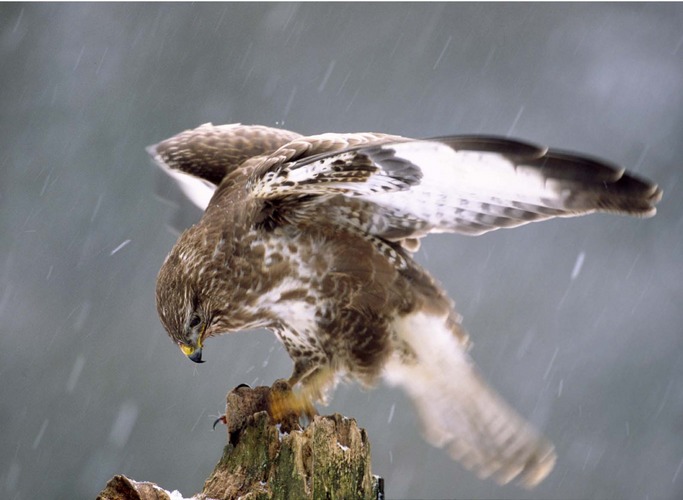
[{"x1": 188, "y1": 313, "x2": 202, "y2": 329}]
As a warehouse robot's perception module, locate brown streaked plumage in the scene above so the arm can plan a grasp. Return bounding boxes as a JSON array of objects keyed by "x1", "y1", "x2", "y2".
[{"x1": 149, "y1": 123, "x2": 661, "y2": 488}]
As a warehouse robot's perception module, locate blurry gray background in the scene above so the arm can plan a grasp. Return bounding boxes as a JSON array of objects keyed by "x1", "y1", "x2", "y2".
[{"x1": 1, "y1": 3, "x2": 682, "y2": 499}]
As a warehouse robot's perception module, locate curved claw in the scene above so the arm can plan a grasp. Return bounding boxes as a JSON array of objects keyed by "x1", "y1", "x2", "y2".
[{"x1": 212, "y1": 415, "x2": 227, "y2": 430}]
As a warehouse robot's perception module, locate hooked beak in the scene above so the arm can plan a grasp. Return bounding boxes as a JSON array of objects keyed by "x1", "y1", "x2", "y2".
[{"x1": 180, "y1": 343, "x2": 205, "y2": 363}]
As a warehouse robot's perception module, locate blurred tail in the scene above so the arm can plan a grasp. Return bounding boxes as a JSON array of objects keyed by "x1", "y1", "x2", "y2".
[{"x1": 384, "y1": 311, "x2": 556, "y2": 488}]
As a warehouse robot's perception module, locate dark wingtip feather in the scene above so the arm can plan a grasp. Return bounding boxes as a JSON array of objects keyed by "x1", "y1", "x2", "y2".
[
  {"x1": 431, "y1": 135, "x2": 662, "y2": 218},
  {"x1": 431, "y1": 135, "x2": 547, "y2": 161},
  {"x1": 526, "y1": 149, "x2": 625, "y2": 182},
  {"x1": 602, "y1": 172, "x2": 662, "y2": 217}
]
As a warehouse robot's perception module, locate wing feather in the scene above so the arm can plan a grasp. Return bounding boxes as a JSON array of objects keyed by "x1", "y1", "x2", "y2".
[
  {"x1": 251, "y1": 135, "x2": 661, "y2": 240},
  {"x1": 148, "y1": 123, "x2": 303, "y2": 210},
  {"x1": 148, "y1": 125, "x2": 662, "y2": 241}
]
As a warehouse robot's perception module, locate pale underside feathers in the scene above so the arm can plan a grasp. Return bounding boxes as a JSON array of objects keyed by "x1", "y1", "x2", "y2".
[
  {"x1": 149, "y1": 123, "x2": 661, "y2": 489},
  {"x1": 386, "y1": 312, "x2": 556, "y2": 488}
]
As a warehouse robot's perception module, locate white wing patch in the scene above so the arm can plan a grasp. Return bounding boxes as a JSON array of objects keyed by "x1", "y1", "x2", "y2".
[
  {"x1": 360, "y1": 141, "x2": 565, "y2": 234},
  {"x1": 147, "y1": 143, "x2": 217, "y2": 210},
  {"x1": 161, "y1": 165, "x2": 216, "y2": 210},
  {"x1": 387, "y1": 141, "x2": 553, "y2": 200}
]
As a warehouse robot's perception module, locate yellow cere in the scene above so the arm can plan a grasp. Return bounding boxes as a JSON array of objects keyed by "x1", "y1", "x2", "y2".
[{"x1": 179, "y1": 344, "x2": 195, "y2": 356}]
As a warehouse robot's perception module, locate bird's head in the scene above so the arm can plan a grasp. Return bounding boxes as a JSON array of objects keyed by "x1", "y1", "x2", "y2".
[
  {"x1": 155, "y1": 225, "x2": 271, "y2": 363},
  {"x1": 155, "y1": 228, "x2": 219, "y2": 364}
]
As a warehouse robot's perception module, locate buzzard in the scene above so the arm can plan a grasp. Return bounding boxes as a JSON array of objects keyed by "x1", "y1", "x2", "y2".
[{"x1": 149, "y1": 123, "x2": 661, "y2": 488}]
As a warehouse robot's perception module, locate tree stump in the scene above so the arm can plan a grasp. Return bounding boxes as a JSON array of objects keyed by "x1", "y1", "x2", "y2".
[{"x1": 97, "y1": 382, "x2": 383, "y2": 500}]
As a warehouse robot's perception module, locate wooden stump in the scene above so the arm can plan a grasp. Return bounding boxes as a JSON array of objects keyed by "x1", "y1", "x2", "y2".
[{"x1": 97, "y1": 382, "x2": 383, "y2": 500}]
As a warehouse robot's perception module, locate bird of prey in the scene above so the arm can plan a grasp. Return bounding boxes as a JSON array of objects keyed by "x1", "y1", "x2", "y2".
[{"x1": 148, "y1": 123, "x2": 661, "y2": 488}]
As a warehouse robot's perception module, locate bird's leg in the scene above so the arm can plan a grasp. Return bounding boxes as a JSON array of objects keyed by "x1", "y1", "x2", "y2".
[
  {"x1": 287, "y1": 358, "x2": 319, "y2": 388},
  {"x1": 269, "y1": 362, "x2": 334, "y2": 422},
  {"x1": 269, "y1": 360, "x2": 319, "y2": 421},
  {"x1": 295, "y1": 365, "x2": 335, "y2": 405},
  {"x1": 268, "y1": 377, "x2": 315, "y2": 423}
]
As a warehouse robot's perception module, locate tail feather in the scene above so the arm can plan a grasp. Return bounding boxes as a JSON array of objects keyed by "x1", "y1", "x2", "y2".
[{"x1": 385, "y1": 311, "x2": 556, "y2": 488}]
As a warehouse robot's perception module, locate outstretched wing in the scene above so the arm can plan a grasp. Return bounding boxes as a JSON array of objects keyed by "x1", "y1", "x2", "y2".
[
  {"x1": 250, "y1": 135, "x2": 662, "y2": 242},
  {"x1": 148, "y1": 123, "x2": 303, "y2": 210}
]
